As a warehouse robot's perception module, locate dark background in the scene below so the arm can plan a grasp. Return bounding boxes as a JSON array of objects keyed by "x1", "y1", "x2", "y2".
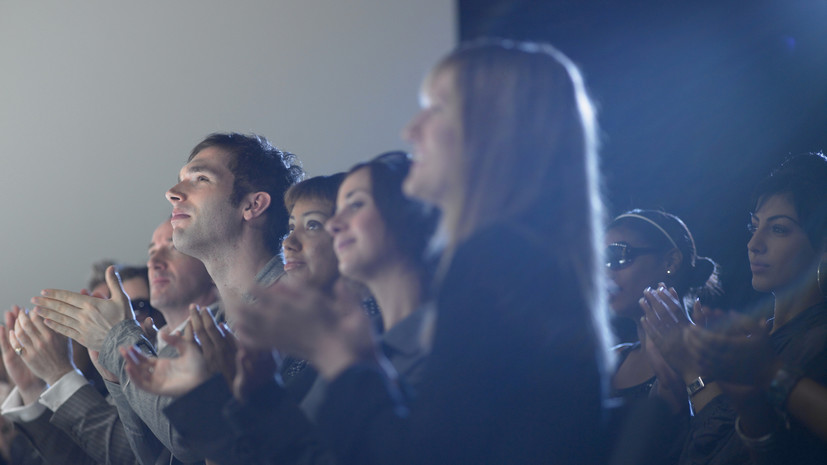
[{"x1": 459, "y1": 0, "x2": 827, "y2": 310}]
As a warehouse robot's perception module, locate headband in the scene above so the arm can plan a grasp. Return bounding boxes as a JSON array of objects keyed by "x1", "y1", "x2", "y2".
[{"x1": 612, "y1": 213, "x2": 679, "y2": 251}]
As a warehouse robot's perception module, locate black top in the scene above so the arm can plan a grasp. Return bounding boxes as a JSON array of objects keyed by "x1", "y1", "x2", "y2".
[{"x1": 318, "y1": 222, "x2": 606, "y2": 464}]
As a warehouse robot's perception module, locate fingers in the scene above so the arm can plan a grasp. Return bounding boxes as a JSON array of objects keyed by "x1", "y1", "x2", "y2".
[
  {"x1": 192, "y1": 305, "x2": 225, "y2": 349},
  {"x1": 121, "y1": 344, "x2": 157, "y2": 390},
  {"x1": 105, "y1": 266, "x2": 129, "y2": 306},
  {"x1": 13, "y1": 312, "x2": 35, "y2": 350}
]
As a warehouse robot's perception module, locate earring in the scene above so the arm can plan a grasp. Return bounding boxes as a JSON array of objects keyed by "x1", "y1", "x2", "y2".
[{"x1": 666, "y1": 269, "x2": 672, "y2": 275}]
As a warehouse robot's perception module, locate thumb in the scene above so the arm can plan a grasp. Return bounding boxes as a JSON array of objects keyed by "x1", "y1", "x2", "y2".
[{"x1": 105, "y1": 266, "x2": 129, "y2": 305}]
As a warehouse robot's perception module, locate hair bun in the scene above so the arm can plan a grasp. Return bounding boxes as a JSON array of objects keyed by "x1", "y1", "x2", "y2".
[{"x1": 690, "y1": 256, "x2": 721, "y2": 291}]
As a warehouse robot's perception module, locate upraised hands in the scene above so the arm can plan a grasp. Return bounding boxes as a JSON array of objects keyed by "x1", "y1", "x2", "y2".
[
  {"x1": 234, "y1": 277, "x2": 374, "y2": 380},
  {"x1": 639, "y1": 284, "x2": 698, "y2": 382},
  {"x1": 33, "y1": 266, "x2": 136, "y2": 351},
  {"x1": 685, "y1": 313, "x2": 777, "y2": 388},
  {"x1": 121, "y1": 322, "x2": 210, "y2": 397},
  {"x1": 189, "y1": 305, "x2": 237, "y2": 386},
  {"x1": 0, "y1": 307, "x2": 46, "y2": 404},
  {"x1": 12, "y1": 305, "x2": 75, "y2": 385}
]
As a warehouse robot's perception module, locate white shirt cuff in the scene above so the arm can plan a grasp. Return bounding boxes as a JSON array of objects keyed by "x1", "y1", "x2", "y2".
[
  {"x1": 1, "y1": 386, "x2": 47, "y2": 422},
  {"x1": 39, "y1": 370, "x2": 88, "y2": 412}
]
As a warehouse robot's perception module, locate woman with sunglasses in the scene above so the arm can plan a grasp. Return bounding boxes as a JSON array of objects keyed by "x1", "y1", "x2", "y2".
[
  {"x1": 606, "y1": 210, "x2": 720, "y2": 404},
  {"x1": 226, "y1": 39, "x2": 614, "y2": 464},
  {"x1": 604, "y1": 210, "x2": 720, "y2": 464}
]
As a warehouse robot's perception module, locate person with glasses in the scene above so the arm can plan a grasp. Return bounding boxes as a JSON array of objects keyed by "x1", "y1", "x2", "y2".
[
  {"x1": 603, "y1": 210, "x2": 720, "y2": 464},
  {"x1": 606, "y1": 210, "x2": 720, "y2": 404}
]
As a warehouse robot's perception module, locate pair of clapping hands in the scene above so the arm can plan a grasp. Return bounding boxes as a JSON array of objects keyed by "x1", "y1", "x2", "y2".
[
  {"x1": 0, "y1": 265, "x2": 156, "y2": 397},
  {"x1": 639, "y1": 284, "x2": 776, "y2": 394},
  {"x1": 122, "y1": 276, "x2": 374, "y2": 402}
]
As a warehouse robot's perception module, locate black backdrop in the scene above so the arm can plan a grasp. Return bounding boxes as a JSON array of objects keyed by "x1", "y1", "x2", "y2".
[{"x1": 459, "y1": 0, "x2": 827, "y2": 310}]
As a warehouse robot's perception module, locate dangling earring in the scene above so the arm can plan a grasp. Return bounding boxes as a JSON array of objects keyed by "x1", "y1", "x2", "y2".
[{"x1": 819, "y1": 260, "x2": 827, "y2": 298}]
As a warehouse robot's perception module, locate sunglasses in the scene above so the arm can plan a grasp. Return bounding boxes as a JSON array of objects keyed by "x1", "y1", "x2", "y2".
[
  {"x1": 604, "y1": 242, "x2": 661, "y2": 270},
  {"x1": 131, "y1": 298, "x2": 159, "y2": 316}
]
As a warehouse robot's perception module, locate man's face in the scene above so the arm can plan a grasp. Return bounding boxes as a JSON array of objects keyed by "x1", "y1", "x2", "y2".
[
  {"x1": 147, "y1": 219, "x2": 216, "y2": 312},
  {"x1": 165, "y1": 147, "x2": 242, "y2": 257}
]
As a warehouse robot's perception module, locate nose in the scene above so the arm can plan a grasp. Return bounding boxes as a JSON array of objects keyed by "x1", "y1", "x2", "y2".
[
  {"x1": 325, "y1": 212, "x2": 345, "y2": 236},
  {"x1": 747, "y1": 229, "x2": 765, "y2": 255},
  {"x1": 148, "y1": 251, "x2": 168, "y2": 271},
  {"x1": 283, "y1": 231, "x2": 301, "y2": 252},
  {"x1": 166, "y1": 182, "x2": 185, "y2": 204},
  {"x1": 401, "y1": 110, "x2": 424, "y2": 143}
]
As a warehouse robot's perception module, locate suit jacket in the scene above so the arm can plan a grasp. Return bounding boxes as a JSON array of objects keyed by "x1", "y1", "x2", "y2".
[{"x1": 10, "y1": 378, "x2": 137, "y2": 465}]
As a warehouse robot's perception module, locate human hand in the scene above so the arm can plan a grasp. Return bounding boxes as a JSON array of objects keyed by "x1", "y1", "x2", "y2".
[
  {"x1": 122, "y1": 322, "x2": 210, "y2": 397},
  {"x1": 189, "y1": 305, "x2": 237, "y2": 387},
  {"x1": 232, "y1": 346, "x2": 279, "y2": 403},
  {"x1": 140, "y1": 317, "x2": 159, "y2": 346},
  {"x1": 640, "y1": 284, "x2": 699, "y2": 383},
  {"x1": 13, "y1": 306, "x2": 75, "y2": 385},
  {"x1": 0, "y1": 307, "x2": 46, "y2": 404},
  {"x1": 33, "y1": 266, "x2": 136, "y2": 351},
  {"x1": 684, "y1": 313, "x2": 777, "y2": 388},
  {"x1": 234, "y1": 277, "x2": 374, "y2": 379}
]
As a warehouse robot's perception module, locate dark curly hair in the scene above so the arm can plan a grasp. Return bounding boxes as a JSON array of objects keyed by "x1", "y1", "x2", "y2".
[{"x1": 189, "y1": 133, "x2": 305, "y2": 254}]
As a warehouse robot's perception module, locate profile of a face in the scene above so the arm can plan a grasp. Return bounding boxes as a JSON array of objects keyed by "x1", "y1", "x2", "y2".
[
  {"x1": 326, "y1": 168, "x2": 398, "y2": 283},
  {"x1": 402, "y1": 68, "x2": 464, "y2": 210},
  {"x1": 165, "y1": 147, "x2": 240, "y2": 256},
  {"x1": 282, "y1": 197, "x2": 339, "y2": 291},
  {"x1": 604, "y1": 225, "x2": 668, "y2": 318},
  {"x1": 748, "y1": 194, "x2": 821, "y2": 294}
]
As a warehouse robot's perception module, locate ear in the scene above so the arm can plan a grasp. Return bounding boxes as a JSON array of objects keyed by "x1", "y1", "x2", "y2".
[
  {"x1": 241, "y1": 191, "x2": 272, "y2": 221},
  {"x1": 663, "y1": 248, "x2": 684, "y2": 275}
]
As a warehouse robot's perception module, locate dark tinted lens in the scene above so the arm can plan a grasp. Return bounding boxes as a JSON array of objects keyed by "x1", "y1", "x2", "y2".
[
  {"x1": 605, "y1": 244, "x2": 630, "y2": 270},
  {"x1": 132, "y1": 299, "x2": 155, "y2": 313}
]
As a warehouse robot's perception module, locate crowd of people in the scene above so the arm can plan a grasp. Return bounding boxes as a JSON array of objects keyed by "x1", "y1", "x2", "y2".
[{"x1": 0, "y1": 38, "x2": 825, "y2": 465}]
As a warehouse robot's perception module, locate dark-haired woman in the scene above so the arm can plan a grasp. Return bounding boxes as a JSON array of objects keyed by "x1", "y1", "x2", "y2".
[
  {"x1": 643, "y1": 153, "x2": 827, "y2": 464},
  {"x1": 607, "y1": 210, "x2": 720, "y2": 405},
  {"x1": 231, "y1": 40, "x2": 613, "y2": 464}
]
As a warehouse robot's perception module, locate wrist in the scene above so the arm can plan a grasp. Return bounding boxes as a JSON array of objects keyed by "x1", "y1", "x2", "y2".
[
  {"x1": 43, "y1": 366, "x2": 75, "y2": 386},
  {"x1": 311, "y1": 336, "x2": 364, "y2": 381},
  {"x1": 19, "y1": 379, "x2": 47, "y2": 405}
]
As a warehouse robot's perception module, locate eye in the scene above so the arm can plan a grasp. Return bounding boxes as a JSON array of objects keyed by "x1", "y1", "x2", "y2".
[
  {"x1": 348, "y1": 200, "x2": 364, "y2": 211},
  {"x1": 771, "y1": 224, "x2": 789, "y2": 235},
  {"x1": 746, "y1": 223, "x2": 758, "y2": 235},
  {"x1": 196, "y1": 175, "x2": 209, "y2": 182},
  {"x1": 307, "y1": 220, "x2": 324, "y2": 231}
]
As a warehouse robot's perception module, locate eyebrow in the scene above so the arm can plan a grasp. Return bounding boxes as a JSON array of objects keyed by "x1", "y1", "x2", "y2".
[
  {"x1": 289, "y1": 210, "x2": 331, "y2": 221},
  {"x1": 344, "y1": 188, "x2": 370, "y2": 200},
  {"x1": 178, "y1": 163, "x2": 220, "y2": 182},
  {"x1": 750, "y1": 213, "x2": 800, "y2": 225}
]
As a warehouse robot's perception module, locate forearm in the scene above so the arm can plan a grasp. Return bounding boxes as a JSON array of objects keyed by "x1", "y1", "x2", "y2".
[
  {"x1": 50, "y1": 384, "x2": 138, "y2": 465},
  {"x1": 13, "y1": 409, "x2": 103, "y2": 465},
  {"x1": 99, "y1": 321, "x2": 200, "y2": 462}
]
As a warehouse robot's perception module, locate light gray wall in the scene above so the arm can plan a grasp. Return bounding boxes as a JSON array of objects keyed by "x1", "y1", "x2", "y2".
[{"x1": 0, "y1": 0, "x2": 455, "y2": 309}]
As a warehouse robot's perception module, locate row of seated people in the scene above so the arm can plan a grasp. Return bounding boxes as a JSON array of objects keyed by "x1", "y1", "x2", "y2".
[{"x1": 0, "y1": 38, "x2": 825, "y2": 465}]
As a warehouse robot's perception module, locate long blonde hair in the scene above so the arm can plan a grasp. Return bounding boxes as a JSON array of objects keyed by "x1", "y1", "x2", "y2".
[{"x1": 430, "y1": 39, "x2": 613, "y2": 374}]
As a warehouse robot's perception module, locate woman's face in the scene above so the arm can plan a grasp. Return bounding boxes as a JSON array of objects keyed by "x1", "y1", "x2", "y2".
[
  {"x1": 748, "y1": 194, "x2": 820, "y2": 294},
  {"x1": 605, "y1": 225, "x2": 668, "y2": 318},
  {"x1": 282, "y1": 197, "x2": 339, "y2": 291},
  {"x1": 326, "y1": 168, "x2": 397, "y2": 282},
  {"x1": 402, "y1": 67, "x2": 464, "y2": 210}
]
